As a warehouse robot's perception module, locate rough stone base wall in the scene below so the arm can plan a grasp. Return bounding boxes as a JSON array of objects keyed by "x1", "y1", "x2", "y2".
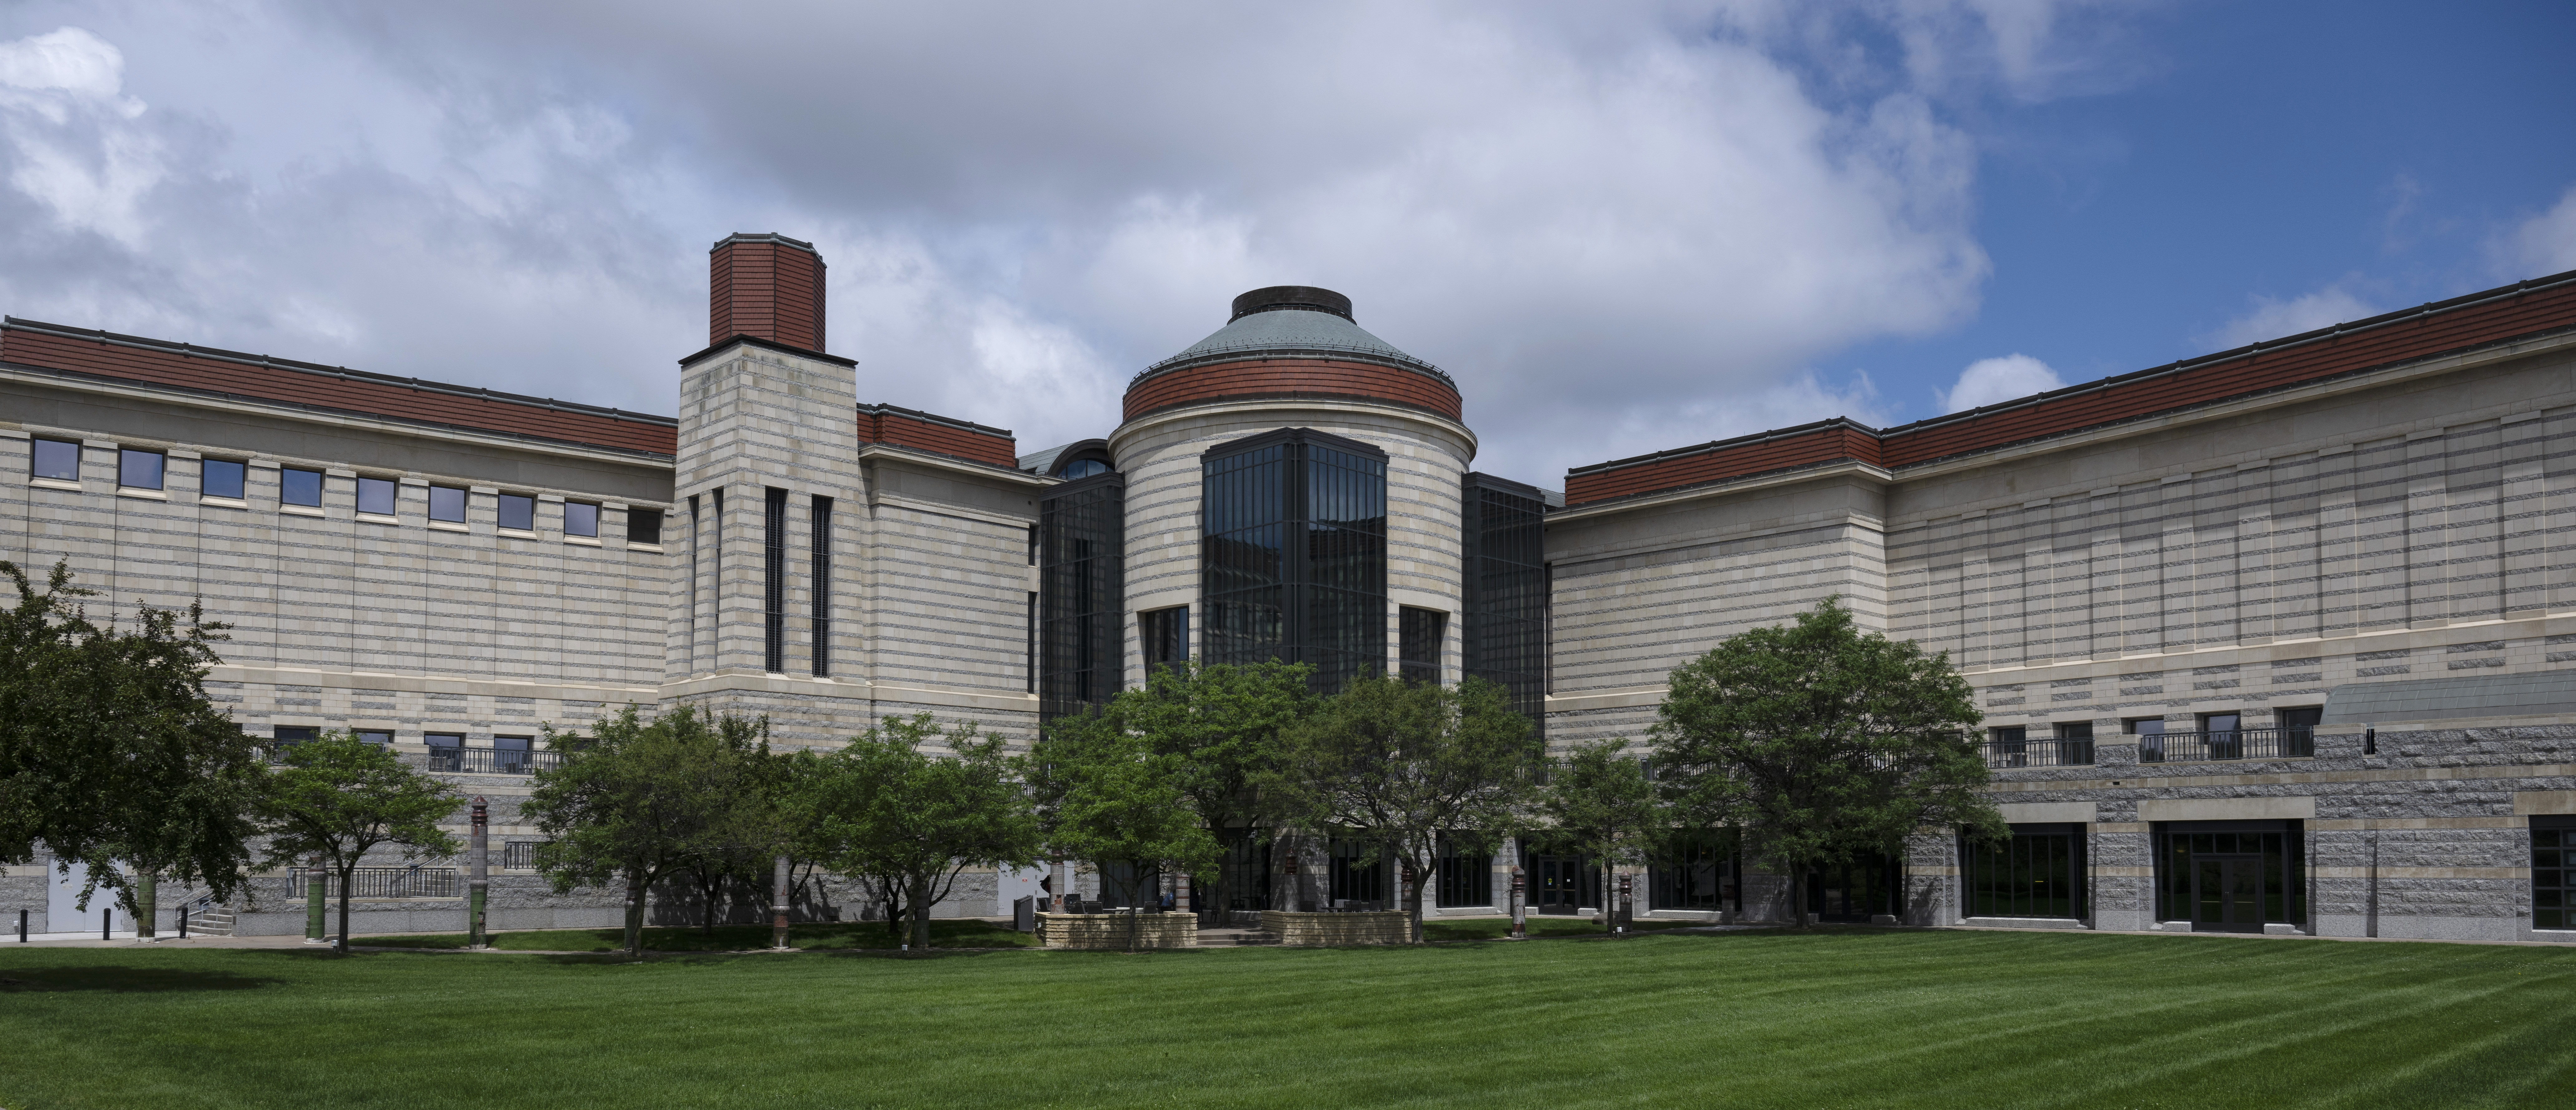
[
  {"x1": 1040, "y1": 911, "x2": 1195, "y2": 949},
  {"x1": 1260, "y1": 910, "x2": 1408, "y2": 946}
]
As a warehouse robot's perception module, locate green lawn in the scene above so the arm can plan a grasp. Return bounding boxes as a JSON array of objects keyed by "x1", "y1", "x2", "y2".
[
  {"x1": 1420, "y1": 914, "x2": 1700, "y2": 941},
  {"x1": 4, "y1": 929, "x2": 2574, "y2": 1109},
  {"x1": 365, "y1": 918, "x2": 1037, "y2": 952}
]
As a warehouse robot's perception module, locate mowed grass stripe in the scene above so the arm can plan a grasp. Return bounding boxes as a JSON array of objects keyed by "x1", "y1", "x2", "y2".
[{"x1": 4, "y1": 931, "x2": 2576, "y2": 1109}]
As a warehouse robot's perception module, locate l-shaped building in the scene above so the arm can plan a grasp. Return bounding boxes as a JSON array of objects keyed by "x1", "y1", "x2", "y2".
[{"x1": 7, "y1": 233, "x2": 2576, "y2": 942}]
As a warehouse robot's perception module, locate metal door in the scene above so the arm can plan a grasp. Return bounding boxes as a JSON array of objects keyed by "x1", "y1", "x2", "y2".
[{"x1": 2193, "y1": 856, "x2": 2263, "y2": 931}]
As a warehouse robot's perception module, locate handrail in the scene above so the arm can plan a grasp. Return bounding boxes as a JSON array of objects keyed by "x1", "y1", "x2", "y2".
[{"x1": 2138, "y1": 727, "x2": 2314, "y2": 763}]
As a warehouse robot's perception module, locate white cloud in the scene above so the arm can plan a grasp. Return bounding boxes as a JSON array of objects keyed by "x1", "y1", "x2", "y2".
[
  {"x1": 0, "y1": 1, "x2": 2139, "y2": 481},
  {"x1": 1940, "y1": 352, "x2": 2061, "y2": 412},
  {"x1": 2500, "y1": 183, "x2": 2576, "y2": 279},
  {"x1": 2203, "y1": 286, "x2": 2375, "y2": 351}
]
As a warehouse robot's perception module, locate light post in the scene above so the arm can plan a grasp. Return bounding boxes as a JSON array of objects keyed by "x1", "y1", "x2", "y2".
[
  {"x1": 1510, "y1": 866, "x2": 1526, "y2": 939},
  {"x1": 303, "y1": 855, "x2": 328, "y2": 945},
  {"x1": 771, "y1": 853, "x2": 793, "y2": 951},
  {"x1": 1617, "y1": 873, "x2": 1633, "y2": 935},
  {"x1": 468, "y1": 796, "x2": 489, "y2": 949}
]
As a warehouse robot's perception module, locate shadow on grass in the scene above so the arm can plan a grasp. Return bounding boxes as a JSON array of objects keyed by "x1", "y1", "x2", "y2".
[{"x1": 0, "y1": 966, "x2": 281, "y2": 993}]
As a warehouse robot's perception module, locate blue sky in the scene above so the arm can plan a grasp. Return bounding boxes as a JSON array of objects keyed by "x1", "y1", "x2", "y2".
[{"x1": 1, "y1": 2, "x2": 2571, "y2": 487}]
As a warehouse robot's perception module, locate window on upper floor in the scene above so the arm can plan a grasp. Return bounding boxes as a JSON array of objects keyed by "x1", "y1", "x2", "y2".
[
  {"x1": 356, "y1": 476, "x2": 398, "y2": 516},
  {"x1": 119, "y1": 449, "x2": 164, "y2": 490},
  {"x1": 628, "y1": 507, "x2": 662, "y2": 545},
  {"x1": 281, "y1": 467, "x2": 323, "y2": 508},
  {"x1": 564, "y1": 502, "x2": 599, "y2": 538},
  {"x1": 30, "y1": 438, "x2": 79, "y2": 481},
  {"x1": 356, "y1": 729, "x2": 393, "y2": 745},
  {"x1": 1399, "y1": 607, "x2": 1447, "y2": 685},
  {"x1": 498, "y1": 493, "x2": 535, "y2": 532},
  {"x1": 202, "y1": 459, "x2": 246, "y2": 501},
  {"x1": 429, "y1": 485, "x2": 466, "y2": 523}
]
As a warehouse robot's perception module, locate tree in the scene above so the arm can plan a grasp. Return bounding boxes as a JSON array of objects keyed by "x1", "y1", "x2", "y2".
[
  {"x1": 523, "y1": 704, "x2": 766, "y2": 958},
  {"x1": 1075, "y1": 660, "x2": 1313, "y2": 924},
  {"x1": 1267, "y1": 675, "x2": 1542, "y2": 942},
  {"x1": 674, "y1": 739, "x2": 780, "y2": 934},
  {"x1": 1032, "y1": 707, "x2": 1222, "y2": 950},
  {"x1": 1648, "y1": 597, "x2": 2003, "y2": 927},
  {"x1": 808, "y1": 714, "x2": 1043, "y2": 951},
  {"x1": 1534, "y1": 738, "x2": 1662, "y2": 933},
  {"x1": 0, "y1": 560, "x2": 267, "y2": 914},
  {"x1": 258, "y1": 731, "x2": 462, "y2": 953}
]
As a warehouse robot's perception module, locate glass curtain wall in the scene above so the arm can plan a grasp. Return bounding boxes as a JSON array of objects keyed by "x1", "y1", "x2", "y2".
[
  {"x1": 1651, "y1": 829, "x2": 1740, "y2": 912},
  {"x1": 1436, "y1": 833, "x2": 1494, "y2": 908},
  {"x1": 1462, "y1": 473, "x2": 1548, "y2": 734},
  {"x1": 2153, "y1": 821, "x2": 2305, "y2": 931},
  {"x1": 1328, "y1": 837, "x2": 1387, "y2": 906},
  {"x1": 2534, "y1": 817, "x2": 2576, "y2": 929},
  {"x1": 1039, "y1": 472, "x2": 1125, "y2": 724},
  {"x1": 1963, "y1": 824, "x2": 2086, "y2": 919},
  {"x1": 1202, "y1": 428, "x2": 1388, "y2": 695}
]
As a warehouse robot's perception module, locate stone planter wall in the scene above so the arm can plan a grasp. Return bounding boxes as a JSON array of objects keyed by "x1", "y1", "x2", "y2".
[
  {"x1": 1261, "y1": 910, "x2": 1410, "y2": 946},
  {"x1": 1038, "y1": 911, "x2": 1197, "y2": 949}
]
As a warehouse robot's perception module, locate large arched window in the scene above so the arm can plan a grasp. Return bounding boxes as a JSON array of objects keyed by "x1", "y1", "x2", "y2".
[{"x1": 1201, "y1": 427, "x2": 1387, "y2": 694}]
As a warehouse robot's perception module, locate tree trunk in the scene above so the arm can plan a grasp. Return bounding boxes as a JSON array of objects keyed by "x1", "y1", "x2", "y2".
[
  {"x1": 624, "y1": 874, "x2": 646, "y2": 957},
  {"x1": 908, "y1": 877, "x2": 933, "y2": 951},
  {"x1": 698, "y1": 869, "x2": 722, "y2": 934},
  {"x1": 337, "y1": 860, "x2": 356, "y2": 955}
]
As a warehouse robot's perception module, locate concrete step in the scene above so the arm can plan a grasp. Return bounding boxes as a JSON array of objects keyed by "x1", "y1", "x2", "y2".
[{"x1": 183, "y1": 910, "x2": 236, "y2": 937}]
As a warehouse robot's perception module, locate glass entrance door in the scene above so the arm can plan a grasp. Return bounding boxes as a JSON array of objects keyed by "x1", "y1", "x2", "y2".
[
  {"x1": 1525, "y1": 852, "x2": 1596, "y2": 915},
  {"x1": 2191, "y1": 856, "x2": 2264, "y2": 931}
]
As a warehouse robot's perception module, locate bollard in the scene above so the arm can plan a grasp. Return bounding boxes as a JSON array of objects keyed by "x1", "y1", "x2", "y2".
[
  {"x1": 305, "y1": 857, "x2": 328, "y2": 944},
  {"x1": 103, "y1": 907, "x2": 112, "y2": 941},
  {"x1": 178, "y1": 905, "x2": 188, "y2": 939},
  {"x1": 772, "y1": 854, "x2": 792, "y2": 950},
  {"x1": 1510, "y1": 867, "x2": 1526, "y2": 939},
  {"x1": 1617, "y1": 874, "x2": 1633, "y2": 933},
  {"x1": 468, "y1": 797, "x2": 489, "y2": 949},
  {"x1": 17, "y1": 907, "x2": 26, "y2": 943}
]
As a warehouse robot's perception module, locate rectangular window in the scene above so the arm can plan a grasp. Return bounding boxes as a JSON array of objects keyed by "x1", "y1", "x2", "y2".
[
  {"x1": 1026, "y1": 591, "x2": 1038, "y2": 694},
  {"x1": 356, "y1": 729, "x2": 392, "y2": 745},
  {"x1": 811, "y1": 496, "x2": 832, "y2": 677},
  {"x1": 356, "y1": 476, "x2": 397, "y2": 516},
  {"x1": 495, "y1": 735, "x2": 533, "y2": 774},
  {"x1": 497, "y1": 494, "x2": 535, "y2": 532},
  {"x1": 564, "y1": 502, "x2": 599, "y2": 538},
  {"x1": 1039, "y1": 472, "x2": 1125, "y2": 721},
  {"x1": 2278, "y1": 706, "x2": 2322, "y2": 752},
  {"x1": 763, "y1": 487, "x2": 788, "y2": 673},
  {"x1": 202, "y1": 459, "x2": 246, "y2": 500},
  {"x1": 1141, "y1": 606, "x2": 1189, "y2": 677},
  {"x1": 1651, "y1": 829, "x2": 1739, "y2": 912},
  {"x1": 1328, "y1": 838, "x2": 1387, "y2": 906},
  {"x1": 425, "y1": 732, "x2": 464, "y2": 772},
  {"x1": 628, "y1": 507, "x2": 662, "y2": 545},
  {"x1": 428, "y1": 485, "x2": 466, "y2": 523},
  {"x1": 2535, "y1": 817, "x2": 2576, "y2": 930},
  {"x1": 1435, "y1": 833, "x2": 1493, "y2": 908},
  {"x1": 1964, "y1": 824, "x2": 2086, "y2": 919},
  {"x1": 31, "y1": 438, "x2": 79, "y2": 481},
  {"x1": 1461, "y1": 473, "x2": 1549, "y2": 737},
  {"x1": 119, "y1": 449, "x2": 165, "y2": 490},
  {"x1": 281, "y1": 467, "x2": 323, "y2": 508},
  {"x1": 1399, "y1": 606, "x2": 1446, "y2": 685},
  {"x1": 273, "y1": 725, "x2": 317, "y2": 754},
  {"x1": 1201, "y1": 428, "x2": 1388, "y2": 697}
]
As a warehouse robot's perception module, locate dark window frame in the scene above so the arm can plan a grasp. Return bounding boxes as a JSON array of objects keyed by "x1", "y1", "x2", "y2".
[
  {"x1": 1039, "y1": 470, "x2": 1126, "y2": 721},
  {"x1": 200, "y1": 458, "x2": 247, "y2": 501},
  {"x1": 763, "y1": 487, "x2": 788, "y2": 673},
  {"x1": 30, "y1": 438, "x2": 80, "y2": 482},
  {"x1": 1200, "y1": 427, "x2": 1388, "y2": 697},
  {"x1": 1962, "y1": 823, "x2": 2087, "y2": 921},
  {"x1": 118, "y1": 448, "x2": 166, "y2": 491},
  {"x1": 1436, "y1": 832, "x2": 1493, "y2": 908},
  {"x1": 1462, "y1": 473, "x2": 1548, "y2": 736},
  {"x1": 1140, "y1": 605, "x2": 1188, "y2": 677},
  {"x1": 627, "y1": 507, "x2": 663, "y2": 546},
  {"x1": 563, "y1": 502, "x2": 600, "y2": 538},
  {"x1": 1650, "y1": 828, "x2": 1740, "y2": 912},
  {"x1": 1399, "y1": 606, "x2": 1447, "y2": 685},
  {"x1": 812, "y1": 495, "x2": 833, "y2": 677},
  {"x1": 428, "y1": 485, "x2": 467, "y2": 523},
  {"x1": 496, "y1": 493, "x2": 536, "y2": 532},
  {"x1": 2535, "y1": 816, "x2": 2576, "y2": 930},
  {"x1": 280, "y1": 467, "x2": 324, "y2": 508},
  {"x1": 355, "y1": 476, "x2": 398, "y2": 517}
]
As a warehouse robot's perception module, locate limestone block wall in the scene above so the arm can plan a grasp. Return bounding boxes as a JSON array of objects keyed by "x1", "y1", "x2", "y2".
[
  {"x1": 1110, "y1": 400, "x2": 1476, "y2": 689},
  {"x1": 1042, "y1": 911, "x2": 1196, "y2": 948},
  {"x1": 1260, "y1": 910, "x2": 1408, "y2": 945}
]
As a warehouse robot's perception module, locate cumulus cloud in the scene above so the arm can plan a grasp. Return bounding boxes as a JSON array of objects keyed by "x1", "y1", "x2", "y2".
[
  {"x1": 0, "y1": 1, "x2": 2136, "y2": 481},
  {"x1": 1940, "y1": 352, "x2": 2060, "y2": 412},
  {"x1": 2499, "y1": 183, "x2": 2576, "y2": 279},
  {"x1": 2203, "y1": 285, "x2": 2376, "y2": 351}
]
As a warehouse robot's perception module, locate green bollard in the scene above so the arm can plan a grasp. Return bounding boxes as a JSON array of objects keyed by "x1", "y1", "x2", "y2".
[{"x1": 305, "y1": 858, "x2": 328, "y2": 944}]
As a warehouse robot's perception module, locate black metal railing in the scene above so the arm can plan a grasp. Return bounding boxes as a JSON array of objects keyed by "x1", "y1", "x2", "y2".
[
  {"x1": 288, "y1": 867, "x2": 460, "y2": 899},
  {"x1": 1980, "y1": 737, "x2": 2096, "y2": 769},
  {"x1": 426, "y1": 748, "x2": 565, "y2": 775},
  {"x1": 2138, "y1": 727, "x2": 2313, "y2": 763},
  {"x1": 501, "y1": 842, "x2": 542, "y2": 869}
]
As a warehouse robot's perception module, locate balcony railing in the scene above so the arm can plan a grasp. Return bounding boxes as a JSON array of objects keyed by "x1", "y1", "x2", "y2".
[
  {"x1": 288, "y1": 867, "x2": 460, "y2": 899},
  {"x1": 501, "y1": 842, "x2": 542, "y2": 869},
  {"x1": 1980, "y1": 737, "x2": 2096, "y2": 769},
  {"x1": 427, "y1": 748, "x2": 566, "y2": 775},
  {"x1": 2138, "y1": 727, "x2": 2313, "y2": 763}
]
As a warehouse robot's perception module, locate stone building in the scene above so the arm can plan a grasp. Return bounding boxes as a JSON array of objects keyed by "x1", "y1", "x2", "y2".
[{"x1": 4, "y1": 232, "x2": 2574, "y2": 942}]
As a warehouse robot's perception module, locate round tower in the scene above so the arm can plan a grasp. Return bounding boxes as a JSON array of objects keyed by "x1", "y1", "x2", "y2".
[{"x1": 1111, "y1": 286, "x2": 1473, "y2": 692}]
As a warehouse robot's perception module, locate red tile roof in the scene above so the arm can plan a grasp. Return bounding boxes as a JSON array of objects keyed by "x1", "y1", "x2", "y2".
[{"x1": 2, "y1": 317, "x2": 679, "y2": 457}]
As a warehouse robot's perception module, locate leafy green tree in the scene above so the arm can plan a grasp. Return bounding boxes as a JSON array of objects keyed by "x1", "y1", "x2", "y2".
[
  {"x1": 523, "y1": 704, "x2": 766, "y2": 957},
  {"x1": 1534, "y1": 739, "x2": 1662, "y2": 932},
  {"x1": 1268, "y1": 675, "x2": 1542, "y2": 942},
  {"x1": 674, "y1": 739, "x2": 782, "y2": 934},
  {"x1": 1648, "y1": 597, "x2": 2002, "y2": 927},
  {"x1": 258, "y1": 731, "x2": 462, "y2": 953},
  {"x1": 0, "y1": 560, "x2": 267, "y2": 912},
  {"x1": 1073, "y1": 660, "x2": 1313, "y2": 923},
  {"x1": 1032, "y1": 707, "x2": 1222, "y2": 949},
  {"x1": 808, "y1": 714, "x2": 1043, "y2": 951}
]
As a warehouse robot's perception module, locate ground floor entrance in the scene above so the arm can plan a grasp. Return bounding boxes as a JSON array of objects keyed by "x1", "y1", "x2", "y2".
[
  {"x1": 1808, "y1": 854, "x2": 1903, "y2": 922},
  {"x1": 1521, "y1": 842, "x2": 1598, "y2": 915},
  {"x1": 2155, "y1": 821, "x2": 2304, "y2": 932}
]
